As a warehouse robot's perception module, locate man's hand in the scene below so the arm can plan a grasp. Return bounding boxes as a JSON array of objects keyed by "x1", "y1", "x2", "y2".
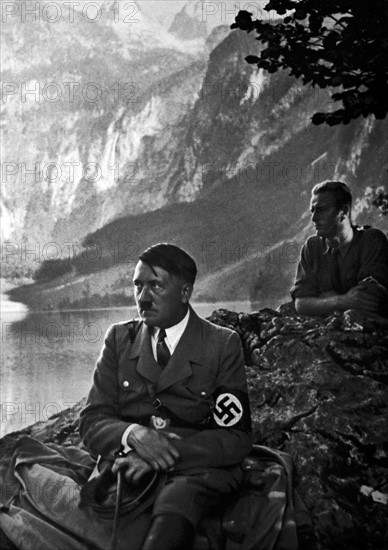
[
  {"x1": 358, "y1": 277, "x2": 388, "y2": 300},
  {"x1": 341, "y1": 279, "x2": 387, "y2": 314},
  {"x1": 127, "y1": 425, "x2": 181, "y2": 471},
  {"x1": 296, "y1": 279, "x2": 388, "y2": 317},
  {"x1": 112, "y1": 451, "x2": 153, "y2": 484}
]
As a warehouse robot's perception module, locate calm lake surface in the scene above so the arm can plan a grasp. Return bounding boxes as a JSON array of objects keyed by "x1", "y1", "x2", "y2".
[{"x1": 1, "y1": 298, "x2": 264, "y2": 436}]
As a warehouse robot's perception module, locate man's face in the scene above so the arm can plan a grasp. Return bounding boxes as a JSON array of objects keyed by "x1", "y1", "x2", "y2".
[
  {"x1": 310, "y1": 192, "x2": 343, "y2": 239},
  {"x1": 133, "y1": 260, "x2": 192, "y2": 328}
]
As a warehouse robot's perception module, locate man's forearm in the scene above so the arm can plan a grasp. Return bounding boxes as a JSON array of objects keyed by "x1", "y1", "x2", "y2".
[
  {"x1": 295, "y1": 294, "x2": 345, "y2": 317},
  {"x1": 125, "y1": 424, "x2": 252, "y2": 472},
  {"x1": 79, "y1": 408, "x2": 131, "y2": 459},
  {"x1": 295, "y1": 284, "x2": 383, "y2": 317}
]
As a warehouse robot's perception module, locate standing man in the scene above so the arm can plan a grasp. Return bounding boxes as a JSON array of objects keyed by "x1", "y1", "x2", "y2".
[
  {"x1": 80, "y1": 243, "x2": 252, "y2": 550},
  {"x1": 291, "y1": 181, "x2": 388, "y2": 317}
]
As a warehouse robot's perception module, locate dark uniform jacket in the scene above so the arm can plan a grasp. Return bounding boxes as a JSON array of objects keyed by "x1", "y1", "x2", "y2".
[{"x1": 79, "y1": 308, "x2": 252, "y2": 471}]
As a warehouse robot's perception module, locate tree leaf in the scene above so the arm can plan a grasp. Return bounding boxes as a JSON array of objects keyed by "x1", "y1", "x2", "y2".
[{"x1": 234, "y1": 1, "x2": 388, "y2": 125}]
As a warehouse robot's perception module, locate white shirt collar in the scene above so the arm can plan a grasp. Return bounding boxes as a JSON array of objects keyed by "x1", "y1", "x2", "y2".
[{"x1": 153, "y1": 309, "x2": 190, "y2": 353}]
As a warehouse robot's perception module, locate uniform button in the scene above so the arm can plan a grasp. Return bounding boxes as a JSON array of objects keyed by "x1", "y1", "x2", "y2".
[
  {"x1": 123, "y1": 380, "x2": 129, "y2": 388},
  {"x1": 201, "y1": 391, "x2": 206, "y2": 397}
]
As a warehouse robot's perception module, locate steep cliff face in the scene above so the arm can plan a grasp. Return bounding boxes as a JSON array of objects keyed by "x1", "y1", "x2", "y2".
[
  {"x1": 2, "y1": 0, "x2": 387, "y2": 286},
  {"x1": 0, "y1": 0, "x2": 209, "y2": 246},
  {"x1": 51, "y1": 58, "x2": 209, "y2": 243}
]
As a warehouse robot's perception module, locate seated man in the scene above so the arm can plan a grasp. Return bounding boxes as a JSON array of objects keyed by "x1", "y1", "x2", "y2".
[
  {"x1": 79, "y1": 243, "x2": 252, "y2": 550},
  {"x1": 291, "y1": 180, "x2": 388, "y2": 317}
]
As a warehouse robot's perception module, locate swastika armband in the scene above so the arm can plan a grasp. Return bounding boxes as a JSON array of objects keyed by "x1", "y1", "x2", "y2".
[{"x1": 212, "y1": 388, "x2": 251, "y2": 431}]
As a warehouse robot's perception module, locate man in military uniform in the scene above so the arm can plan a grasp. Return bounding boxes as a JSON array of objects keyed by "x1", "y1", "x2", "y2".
[
  {"x1": 79, "y1": 243, "x2": 252, "y2": 550},
  {"x1": 291, "y1": 181, "x2": 388, "y2": 317}
]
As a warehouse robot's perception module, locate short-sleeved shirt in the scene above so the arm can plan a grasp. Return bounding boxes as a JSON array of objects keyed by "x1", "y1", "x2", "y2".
[{"x1": 291, "y1": 226, "x2": 388, "y2": 300}]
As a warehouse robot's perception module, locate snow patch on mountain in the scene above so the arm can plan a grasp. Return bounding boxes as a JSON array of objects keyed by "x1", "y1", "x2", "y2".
[{"x1": 241, "y1": 68, "x2": 266, "y2": 105}]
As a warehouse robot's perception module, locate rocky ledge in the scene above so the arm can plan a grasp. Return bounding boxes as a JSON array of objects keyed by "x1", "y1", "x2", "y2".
[{"x1": 1, "y1": 303, "x2": 387, "y2": 549}]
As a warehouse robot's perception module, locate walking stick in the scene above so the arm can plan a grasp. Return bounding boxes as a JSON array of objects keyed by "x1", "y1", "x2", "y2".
[{"x1": 110, "y1": 469, "x2": 123, "y2": 550}]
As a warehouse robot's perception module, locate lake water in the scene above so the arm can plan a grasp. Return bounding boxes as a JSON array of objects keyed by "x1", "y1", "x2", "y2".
[{"x1": 1, "y1": 297, "x2": 259, "y2": 436}]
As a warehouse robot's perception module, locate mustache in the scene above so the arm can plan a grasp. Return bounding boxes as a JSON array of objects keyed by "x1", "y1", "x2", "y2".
[{"x1": 138, "y1": 301, "x2": 152, "y2": 310}]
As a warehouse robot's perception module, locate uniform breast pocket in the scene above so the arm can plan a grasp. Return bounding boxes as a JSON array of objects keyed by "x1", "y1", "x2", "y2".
[
  {"x1": 185, "y1": 379, "x2": 215, "y2": 401},
  {"x1": 118, "y1": 375, "x2": 147, "y2": 398}
]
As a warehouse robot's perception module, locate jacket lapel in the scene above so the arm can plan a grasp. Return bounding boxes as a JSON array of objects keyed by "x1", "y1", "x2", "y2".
[
  {"x1": 156, "y1": 308, "x2": 204, "y2": 393},
  {"x1": 130, "y1": 323, "x2": 161, "y2": 384}
]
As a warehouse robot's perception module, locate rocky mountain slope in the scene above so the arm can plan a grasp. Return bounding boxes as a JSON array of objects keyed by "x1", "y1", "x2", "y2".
[
  {"x1": 2, "y1": 1, "x2": 387, "y2": 305},
  {"x1": 0, "y1": 0, "x2": 211, "y2": 246}
]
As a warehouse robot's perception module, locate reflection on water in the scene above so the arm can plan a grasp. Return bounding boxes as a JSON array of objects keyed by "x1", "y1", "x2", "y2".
[
  {"x1": 1, "y1": 300, "x2": 258, "y2": 436},
  {"x1": 1, "y1": 293, "x2": 29, "y2": 322}
]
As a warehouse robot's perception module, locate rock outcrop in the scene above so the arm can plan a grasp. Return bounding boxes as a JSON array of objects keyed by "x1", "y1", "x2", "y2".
[
  {"x1": 1, "y1": 305, "x2": 387, "y2": 549},
  {"x1": 208, "y1": 304, "x2": 388, "y2": 549}
]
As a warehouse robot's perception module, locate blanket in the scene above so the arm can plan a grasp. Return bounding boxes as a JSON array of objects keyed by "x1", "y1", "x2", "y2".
[{"x1": 0, "y1": 436, "x2": 311, "y2": 550}]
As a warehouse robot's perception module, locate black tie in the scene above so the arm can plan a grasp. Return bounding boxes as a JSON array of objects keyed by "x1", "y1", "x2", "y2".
[{"x1": 156, "y1": 329, "x2": 171, "y2": 368}]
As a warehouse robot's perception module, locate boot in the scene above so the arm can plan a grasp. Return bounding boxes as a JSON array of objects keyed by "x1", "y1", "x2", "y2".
[{"x1": 140, "y1": 513, "x2": 195, "y2": 550}]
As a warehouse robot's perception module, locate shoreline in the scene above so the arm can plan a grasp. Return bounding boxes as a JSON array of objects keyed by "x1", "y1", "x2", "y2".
[
  {"x1": 0, "y1": 300, "x2": 256, "y2": 316},
  {"x1": 3, "y1": 276, "x2": 279, "y2": 314}
]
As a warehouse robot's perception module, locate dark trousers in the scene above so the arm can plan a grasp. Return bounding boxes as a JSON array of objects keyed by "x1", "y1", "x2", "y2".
[{"x1": 152, "y1": 466, "x2": 244, "y2": 526}]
